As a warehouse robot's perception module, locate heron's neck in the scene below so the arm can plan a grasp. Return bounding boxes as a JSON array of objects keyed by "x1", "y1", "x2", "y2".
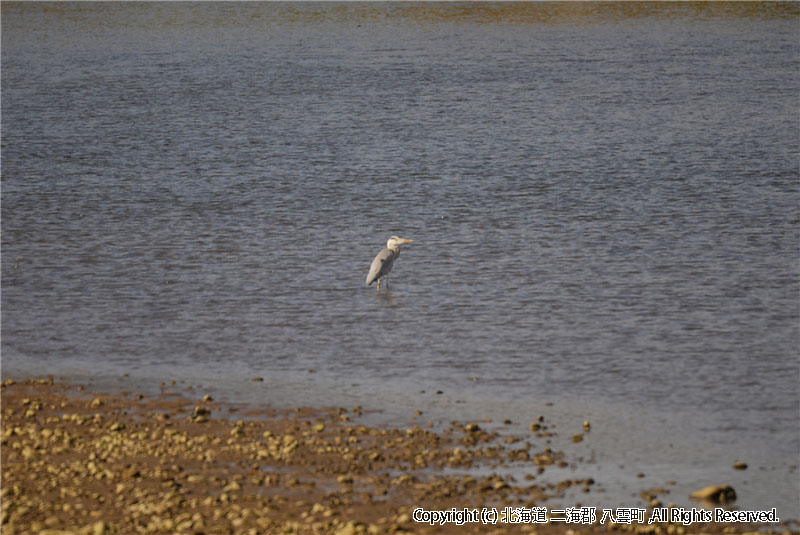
[{"x1": 389, "y1": 246, "x2": 400, "y2": 256}]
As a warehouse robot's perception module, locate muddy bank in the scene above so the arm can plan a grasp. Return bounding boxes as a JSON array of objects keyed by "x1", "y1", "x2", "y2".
[{"x1": 1, "y1": 377, "x2": 794, "y2": 534}]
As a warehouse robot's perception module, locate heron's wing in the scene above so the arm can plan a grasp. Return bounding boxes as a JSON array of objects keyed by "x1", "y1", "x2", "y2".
[{"x1": 365, "y1": 248, "x2": 396, "y2": 285}]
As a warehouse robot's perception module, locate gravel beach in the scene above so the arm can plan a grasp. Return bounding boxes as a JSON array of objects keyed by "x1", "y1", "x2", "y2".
[{"x1": 1, "y1": 377, "x2": 795, "y2": 535}]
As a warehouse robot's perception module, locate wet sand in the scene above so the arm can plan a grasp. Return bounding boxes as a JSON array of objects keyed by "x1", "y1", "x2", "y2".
[{"x1": 1, "y1": 377, "x2": 794, "y2": 535}]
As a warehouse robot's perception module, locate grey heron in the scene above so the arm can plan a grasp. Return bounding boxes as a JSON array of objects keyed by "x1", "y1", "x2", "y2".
[{"x1": 365, "y1": 236, "x2": 413, "y2": 292}]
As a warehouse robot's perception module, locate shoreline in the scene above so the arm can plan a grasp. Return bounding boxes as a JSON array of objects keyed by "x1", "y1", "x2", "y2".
[
  {"x1": 2, "y1": 376, "x2": 796, "y2": 534},
  {"x1": 4, "y1": 362, "x2": 797, "y2": 514}
]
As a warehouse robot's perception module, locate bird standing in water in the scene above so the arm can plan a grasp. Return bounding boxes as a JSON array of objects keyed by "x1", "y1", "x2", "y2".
[{"x1": 365, "y1": 236, "x2": 413, "y2": 292}]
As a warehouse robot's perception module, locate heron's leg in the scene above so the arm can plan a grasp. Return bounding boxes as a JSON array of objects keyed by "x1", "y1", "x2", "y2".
[
  {"x1": 385, "y1": 274, "x2": 389, "y2": 291},
  {"x1": 376, "y1": 278, "x2": 381, "y2": 293}
]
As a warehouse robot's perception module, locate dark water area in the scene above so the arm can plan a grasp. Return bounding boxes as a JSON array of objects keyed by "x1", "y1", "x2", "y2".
[{"x1": 2, "y1": 2, "x2": 798, "y2": 516}]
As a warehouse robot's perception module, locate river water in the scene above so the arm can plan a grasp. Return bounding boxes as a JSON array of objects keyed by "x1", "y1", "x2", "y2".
[{"x1": 2, "y1": 2, "x2": 798, "y2": 518}]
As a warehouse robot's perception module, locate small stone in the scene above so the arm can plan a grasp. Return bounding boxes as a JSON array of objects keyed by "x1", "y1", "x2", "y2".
[
  {"x1": 733, "y1": 461, "x2": 748, "y2": 471},
  {"x1": 121, "y1": 468, "x2": 140, "y2": 479},
  {"x1": 690, "y1": 484, "x2": 737, "y2": 504},
  {"x1": 252, "y1": 377, "x2": 264, "y2": 382},
  {"x1": 335, "y1": 522, "x2": 357, "y2": 535},
  {"x1": 191, "y1": 406, "x2": 211, "y2": 423},
  {"x1": 223, "y1": 480, "x2": 241, "y2": 492},
  {"x1": 311, "y1": 503, "x2": 327, "y2": 514},
  {"x1": 571, "y1": 433, "x2": 583, "y2": 443},
  {"x1": 583, "y1": 420, "x2": 591, "y2": 431}
]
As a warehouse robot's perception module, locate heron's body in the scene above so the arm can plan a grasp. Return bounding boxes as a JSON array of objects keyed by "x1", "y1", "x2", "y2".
[{"x1": 366, "y1": 236, "x2": 413, "y2": 292}]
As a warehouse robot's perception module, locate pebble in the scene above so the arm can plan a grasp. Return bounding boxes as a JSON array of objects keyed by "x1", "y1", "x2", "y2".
[
  {"x1": 690, "y1": 484, "x2": 737, "y2": 504},
  {"x1": 464, "y1": 423, "x2": 481, "y2": 433}
]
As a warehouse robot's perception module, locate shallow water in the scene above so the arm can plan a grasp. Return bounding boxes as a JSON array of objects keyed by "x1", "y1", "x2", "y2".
[{"x1": 2, "y1": 1, "x2": 798, "y2": 517}]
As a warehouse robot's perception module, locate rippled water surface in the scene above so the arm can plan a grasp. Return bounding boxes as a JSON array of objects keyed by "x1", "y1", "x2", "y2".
[{"x1": 2, "y1": 1, "x2": 798, "y2": 514}]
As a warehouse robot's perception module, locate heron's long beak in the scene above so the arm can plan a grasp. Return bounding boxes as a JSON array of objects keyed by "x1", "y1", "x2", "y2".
[{"x1": 399, "y1": 238, "x2": 413, "y2": 243}]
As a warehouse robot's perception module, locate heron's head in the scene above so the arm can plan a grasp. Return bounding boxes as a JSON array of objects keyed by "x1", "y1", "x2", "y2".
[{"x1": 387, "y1": 236, "x2": 413, "y2": 249}]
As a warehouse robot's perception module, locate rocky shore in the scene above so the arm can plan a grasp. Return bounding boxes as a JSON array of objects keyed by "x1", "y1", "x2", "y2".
[{"x1": 1, "y1": 377, "x2": 794, "y2": 535}]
